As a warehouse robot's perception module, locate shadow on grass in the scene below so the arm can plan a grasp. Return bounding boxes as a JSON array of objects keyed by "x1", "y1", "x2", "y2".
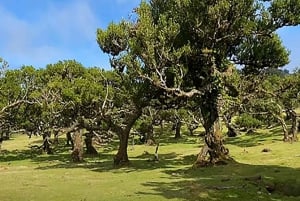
[
  {"x1": 225, "y1": 129, "x2": 284, "y2": 148},
  {"x1": 137, "y1": 163, "x2": 300, "y2": 201},
  {"x1": 32, "y1": 151, "x2": 198, "y2": 173},
  {"x1": 160, "y1": 136, "x2": 199, "y2": 145},
  {"x1": 0, "y1": 143, "x2": 72, "y2": 163}
]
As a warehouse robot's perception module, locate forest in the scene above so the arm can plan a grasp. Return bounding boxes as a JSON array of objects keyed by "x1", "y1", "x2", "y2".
[{"x1": 0, "y1": 0, "x2": 300, "y2": 200}]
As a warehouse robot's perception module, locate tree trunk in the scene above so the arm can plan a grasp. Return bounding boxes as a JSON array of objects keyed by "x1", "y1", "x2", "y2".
[
  {"x1": 112, "y1": 109, "x2": 142, "y2": 166},
  {"x1": 0, "y1": 138, "x2": 2, "y2": 153},
  {"x1": 42, "y1": 131, "x2": 52, "y2": 154},
  {"x1": 114, "y1": 129, "x2": 130, "y2": 166},
  {"x1": 146, "y1": 125, "x2": 156, "y2": 146},
  {"x1": 174, "y1": 120, "x2": 182, "y2": 139},
  {"x1": 194, "y1": 93, "x2": 229, "y2": 167},
  {"x1": 275, "y1": 115, "x2": 290, "y2": 142},
  {"x1": 223, "y1": 116, "x2": 239, "y2": 137},
  {"x1": 85, "y1": 132, "x2": 98, "y2": 155},
  {"x1": 71, "y1": 130, "x2": 83, "y2": 162},
  {"x1": 53, "y1": 129, "x2": 59, "y2": 145},
  {"x1": 66, "y1": 131, "x2": 74, "y2": 149},
  {"x1": 187, "y1": 121, "x2": 199, "y2": 136},
  {"x1": 287, "y1": 109, "x2": 298, "y2": 142}
]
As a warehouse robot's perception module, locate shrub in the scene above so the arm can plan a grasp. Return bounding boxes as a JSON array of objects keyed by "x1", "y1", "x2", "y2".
[{"x1": 235, "y1": 113, "x2": 262, "y2": 129}]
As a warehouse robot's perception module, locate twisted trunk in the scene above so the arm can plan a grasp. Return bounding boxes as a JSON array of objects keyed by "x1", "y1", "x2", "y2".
[
  {"x1": 275, "y1": 115, "x2": 290, "y2": 142},
  {"x1": 112, "y1": 109, "x2": 142, "y2": 166},
  {"x1": 194, "y1": 93, "x2": 229, "y2": 167},
  {"x1": 114, "y1": 129, "x2": 130, "y2": 166}
]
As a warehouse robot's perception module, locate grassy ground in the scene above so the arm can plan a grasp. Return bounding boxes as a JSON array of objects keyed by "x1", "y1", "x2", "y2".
[{"x1": 0, "y1": 127, "x2": 300, "y2": 201}]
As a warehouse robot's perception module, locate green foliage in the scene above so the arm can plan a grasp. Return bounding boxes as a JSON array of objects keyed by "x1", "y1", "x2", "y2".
[
  {"x1": 97, "y1": 21, "x2": 130, "y2": 56},
  {"x1": 237, "y1": 33, "x2": 290, "y2": 74},
  {"x1": 270, "y1": 0, "x2": 300, "y2": 27},
  {"x1": 235, "y1": 113, "x2": 263, "y2": 129}
]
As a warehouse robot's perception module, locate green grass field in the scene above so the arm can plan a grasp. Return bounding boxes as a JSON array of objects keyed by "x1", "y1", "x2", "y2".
[{"x1": 0, "y1": 127, "x2": 300, "y2": 201}]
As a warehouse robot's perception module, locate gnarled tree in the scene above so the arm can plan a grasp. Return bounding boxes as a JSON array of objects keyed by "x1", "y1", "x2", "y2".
[{"x1": 97, "y1": 0, "x2": 300, "y2": 166}]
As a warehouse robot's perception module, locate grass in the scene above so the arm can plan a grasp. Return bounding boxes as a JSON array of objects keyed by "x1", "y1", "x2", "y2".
[{"x1": 0, "y1": 127, "x2": 300, "y2": 201}]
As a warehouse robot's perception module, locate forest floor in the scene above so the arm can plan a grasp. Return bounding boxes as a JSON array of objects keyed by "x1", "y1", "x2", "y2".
[{"x1": 0, "y1": 126, "x2": 300, "y2": 201}]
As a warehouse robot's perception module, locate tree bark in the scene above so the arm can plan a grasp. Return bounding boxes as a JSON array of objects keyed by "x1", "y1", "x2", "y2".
[
  {"x1": 0, "y1": 138, "x2": 2, "y2": 152},
  {"x1": 53, "y1": 128, "x2": 59, "y2": 145},
  {"x1": 42, "y1": 131, "x2": 53, "y2": 154},
  {"x1": 66, "y1": 131, "x2": 74, "y2": 149},
  {"x1": 174, "y1": 120, "x2": 182, "y2": 139},
  {"x1": 223, "y1": 116, "x2": 239, "y2": 137},
  {"x1": 114, "y1": 129, "x2": 130, "y2": 166},
  {"x1": 71, "y1": 130, "x2": 83, "y2": 162},
  {"x1": 275, "y1": 115, "x2": 290, "y2": 142},
  {"x1": 112, "y1": 109, "x2": 142, "y2": 166},
  {"x1": 194, "y1": 93, "x2": 229, "y2": 167},
  {"x1": 287, "y1": 109, "x2": 298, "y2": 142},
  {"x1": 187, "y1": 121, "x2": 199, "y2": 136},
  {"x1": 84, "y1": 132, "x2": 98, "y2": 155}
]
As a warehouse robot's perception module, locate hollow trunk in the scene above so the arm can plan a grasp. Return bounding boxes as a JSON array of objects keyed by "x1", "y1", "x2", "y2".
[
  {"x1": 71, "y1": 130, "x2": 83, "y2": 162},
  {"x1": 288, "y1": 110, "x2": 298, "y2": 142},
  {"x1": 114, "y1": 129, "x2": 130, "y2": 166},
  {"x1": 194, "y1": 93, "x2": 229, "y2": 167},
  {"x1": 84, "y1": 132, "x2": 98, "y2": 155}
]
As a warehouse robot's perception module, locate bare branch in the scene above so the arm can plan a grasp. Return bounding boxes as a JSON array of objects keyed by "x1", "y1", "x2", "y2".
[{"x1": 0, "y1": 99, "x2": 34, "y2": 118}]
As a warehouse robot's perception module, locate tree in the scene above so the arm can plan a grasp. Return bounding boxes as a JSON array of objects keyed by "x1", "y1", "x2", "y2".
[
  {"x1": 242, "y1": 70, "x2": 300, "y2": 142},
  {"x1": 0, "y1": 65, "x2": 36, "y2": 139},
  {"x1": 273, "y1": 71, "x2": 300, "y2": 141},
  {"x1": 97, "y1": 0, "x2": 300, "y2": 166},
  {"x1": 98, "y1": 71, "x2": 155, "y2": 166}
]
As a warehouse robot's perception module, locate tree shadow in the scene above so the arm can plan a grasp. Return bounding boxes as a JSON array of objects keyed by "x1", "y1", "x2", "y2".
[
  {"x1": 225, "y1": 130, "x2": 284, "y2": 148},
  {"x1": 33, "y1": 151, "x2": 197, "y2": 173},
  {"x1": 0, "y1": 149, "x2": 37, "y2": 162},
  {"x1": 137, "y1": 162, "x2": 300, "y2": 201}
]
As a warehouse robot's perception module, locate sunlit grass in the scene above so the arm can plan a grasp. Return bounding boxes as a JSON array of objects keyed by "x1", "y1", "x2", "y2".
[{"x1": 0, "y1": 127, "x2": 299, "y2": 201}]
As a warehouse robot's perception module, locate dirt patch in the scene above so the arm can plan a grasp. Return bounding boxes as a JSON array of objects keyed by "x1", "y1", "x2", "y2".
[{"x1": 0, "y1": 166, "x2": 9, "y2": 171}]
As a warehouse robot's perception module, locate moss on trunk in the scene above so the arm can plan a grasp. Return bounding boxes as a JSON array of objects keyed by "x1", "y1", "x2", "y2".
[{"x1": 194, "y1": 93, "x2": 230, "y2": 167}]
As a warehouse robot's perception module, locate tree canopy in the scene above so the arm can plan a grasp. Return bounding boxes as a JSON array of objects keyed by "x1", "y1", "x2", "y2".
[{"x1": 97, "y1": 0, "x2": 300, "y2": 165}]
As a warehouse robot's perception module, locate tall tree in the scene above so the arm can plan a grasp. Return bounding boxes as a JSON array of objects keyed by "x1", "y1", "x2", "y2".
[{"x1": 97, "y1": 0, "x2": 300, "y2": 166}]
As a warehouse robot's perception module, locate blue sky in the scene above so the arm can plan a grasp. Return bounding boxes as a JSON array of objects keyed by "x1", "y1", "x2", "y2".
[{"x1": 0, "y1": 0, "x2": 299, "y2": 71}]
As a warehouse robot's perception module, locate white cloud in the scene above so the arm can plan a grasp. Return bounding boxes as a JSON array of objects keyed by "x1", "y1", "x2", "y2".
[
  {"x1": 0, "y1": 1, "x2": 101, "y2": 68},
  {"x1": 41, "y1": 1, "x2": 99, "y2": 43},
  {"x1": 0, "y1": 5, "x2": 32, "y2": 53}
]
